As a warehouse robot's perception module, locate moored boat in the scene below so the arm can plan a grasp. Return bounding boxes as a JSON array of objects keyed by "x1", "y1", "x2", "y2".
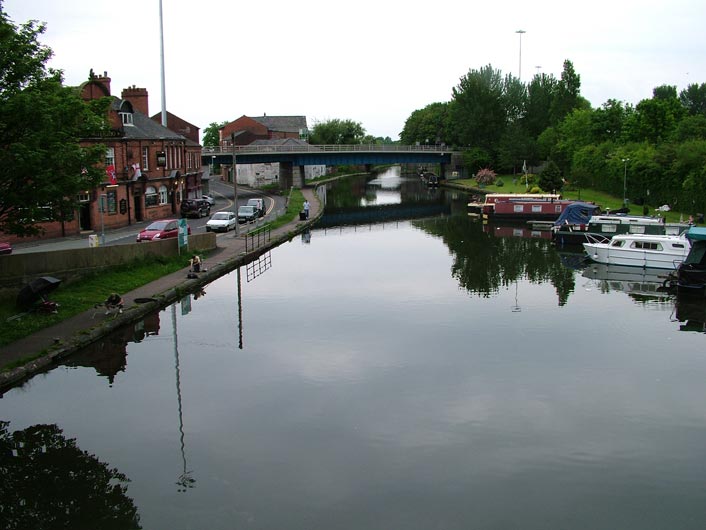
[
  {"x1": 674, "y1": 226, "x2": 706, "y2": 294},
  {"x1": 583, "y1": 233, "x2": 691, "y2": 270},
  {"x1": 553, "y1": 203, "x2": 689, "y2": 246},
  {"x1": 471, "y1": 193, "x2": 574, "y2": 221}
]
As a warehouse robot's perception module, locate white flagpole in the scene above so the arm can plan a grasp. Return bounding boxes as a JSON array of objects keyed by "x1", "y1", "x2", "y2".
[{"x1": 159, "y1": 0, "x2": 167, "y2": 127}]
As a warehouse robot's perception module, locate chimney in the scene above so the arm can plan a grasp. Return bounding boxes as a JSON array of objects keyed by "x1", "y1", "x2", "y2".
[
  {"x1": 82, "y1": 69, "x2": 111, "y2": 100},
  {"x1": 121, "y1": 85, "x2": 149, "y2": 116}
]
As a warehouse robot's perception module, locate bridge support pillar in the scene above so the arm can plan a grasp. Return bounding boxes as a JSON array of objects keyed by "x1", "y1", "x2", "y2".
[
  {"x1": 440, "y1": 163, "x2": 447, "y2": 179},
  {"x1": 279, "y1": 162, "x2": 293, "y2": 190},
  {"x1": 296, "y1": 165, "x2": 306, "y2": 187}
]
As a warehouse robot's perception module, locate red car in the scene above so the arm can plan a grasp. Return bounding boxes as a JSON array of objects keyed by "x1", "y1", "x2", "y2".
[
  {"x1": 0, "y1": 242, "x2": 12, "y2": 255},
  {"x1": 136, "y1": 219, "x2": 190, "y2": 242}
]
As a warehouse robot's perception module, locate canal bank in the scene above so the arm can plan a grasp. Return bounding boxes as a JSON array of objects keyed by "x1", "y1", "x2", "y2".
[{"x1": 0, "y1": 188, "x2": 323, "y2": 392}]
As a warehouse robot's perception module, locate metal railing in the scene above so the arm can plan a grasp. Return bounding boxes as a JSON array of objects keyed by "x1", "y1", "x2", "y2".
[
  {"x1": 202, "y1": 144, "x2": 455, "y2": 155},
  {"x1": 244, "y1": 224, "x2": 272, "y2": 253}
]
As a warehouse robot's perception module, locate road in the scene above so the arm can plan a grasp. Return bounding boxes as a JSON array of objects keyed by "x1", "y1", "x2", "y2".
[{"x1": 11, "y1": 179, "x2": 284, "y2": 254}]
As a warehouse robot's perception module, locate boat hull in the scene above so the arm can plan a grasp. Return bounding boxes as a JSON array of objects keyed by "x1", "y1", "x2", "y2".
[{"x1": 583, "y1": 234, "x2": 691, "y2": 270}]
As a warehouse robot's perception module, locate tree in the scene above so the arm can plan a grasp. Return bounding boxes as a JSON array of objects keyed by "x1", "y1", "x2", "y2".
[
  {"x1": 450, "y1": 64, "x2": 507, "y2": 153},
  {"x1": 202, "y1": 120, "x2": 227, "y2": 147},
  {"x1": 400, "y1": 102, "x2": 451, "y2": 146},
  {"x1": 308, "y1": 118, "x2": 366, "y2": 144},
  {"x1": 679, "y1": 83, "x2": 706, "y2": 116},
  {"x1": 549, "y1": 60, "x2": 587, "y2": 125},
  {"x1": 0, "y1": 7, "x2": 106, "y2": 237},
  {"x1": 538, "y1": 160, "x2": 564, "y2": 192}
]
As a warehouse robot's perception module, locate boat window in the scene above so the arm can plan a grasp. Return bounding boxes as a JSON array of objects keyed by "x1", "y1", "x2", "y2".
[
  {"x1": 555, "y1": 205, "x2": 562, "y2": 213},
  {"x1": 632, "y1": 241, "x2": 662, "y2": 250},
  {"x1": 672, "y1": 243, "x2": 685, "y2": 249},
  {"x1": 611, "y1": 239, "x2": 625, "y2": 247},
  {"x1": 514, "y1": 205, "x2": 524, "y2": 213},
  {"x1": 629, "y1": 226, "x2": 646, "y2": 234},
  {"x1": 603, "y1": 224, "x2": 617, "y2": 233},
  {"x1": 532, "y1": 205, "x2": 542, "y2": 213}
]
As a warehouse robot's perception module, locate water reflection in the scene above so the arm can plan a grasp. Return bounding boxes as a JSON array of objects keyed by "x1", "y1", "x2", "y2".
[
  {"x1": 673, "y1": 293, "x2": 706, "y2": 332},
  {"x1": 0, "y1": 421, "x2": 141, "y2": 529}
]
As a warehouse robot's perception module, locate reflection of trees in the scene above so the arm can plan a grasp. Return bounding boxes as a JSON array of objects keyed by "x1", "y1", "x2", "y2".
[
  {"x1": 415, "y1": 216, "x2": 576, "y2": 305},
  {"x1": 0, "y1": 421, "x2": 141, "y2": 530}
]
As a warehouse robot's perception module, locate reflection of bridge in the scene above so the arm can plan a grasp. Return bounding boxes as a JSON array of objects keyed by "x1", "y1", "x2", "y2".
[
  {"x1": 317, "y1": 202, "x2": 451, "y2": 228},
  {"x1": 202, "y1": 145, "x2": 459, "y2": 188}
]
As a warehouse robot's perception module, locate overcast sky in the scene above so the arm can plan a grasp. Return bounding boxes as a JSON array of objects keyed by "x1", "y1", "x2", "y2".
[{"x1": 4, "y1": 0, "x2": 706, "y2": 141}]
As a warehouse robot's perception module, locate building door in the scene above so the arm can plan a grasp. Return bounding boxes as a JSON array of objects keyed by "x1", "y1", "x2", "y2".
[
  {"x1": 78, "y1": 193, "x2": 92, "y2": 231},
  {"x1": 134, "y1": 195, "x2": 143, "y2": 222}
]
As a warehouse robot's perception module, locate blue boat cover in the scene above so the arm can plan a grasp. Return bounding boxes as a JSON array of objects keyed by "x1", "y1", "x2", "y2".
[{"x1": 553, "y1": 202, "x2": 601, "y2": 226}]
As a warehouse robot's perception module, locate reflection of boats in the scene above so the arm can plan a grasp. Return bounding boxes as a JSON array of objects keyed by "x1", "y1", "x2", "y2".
[
  {"x1": 674, "y1": 226, "x2": 706, "y2": 294},
  {"x1": 483, "y1": 223, "x2": 552, "y2": 240},
  {"x1": 473, "y1": 193, "x2": 575, "y2": 221},
  {"x1": 673, "y1": 292, "x2": 706, "y2": 332},
  {"x1": 552, "y1": 203, "x2": 689, "y2": 246},
  {"x1": 583, "y1": 233, "x2": 691, "y2": 269},
  {"x1": 582, "y1": 263, "x2": 672, "y2": 298}
]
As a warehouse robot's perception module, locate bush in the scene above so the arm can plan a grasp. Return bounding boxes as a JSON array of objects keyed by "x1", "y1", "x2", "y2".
[
  {"x1": 530, "y1": 186, "x2": 542, "y2": 194},
  {"x1": 495, "y1": 178, "x2": 504, "y2": 187},
  {"x1": 475, "y1": 168, "x2": 497, "y2": 186}
]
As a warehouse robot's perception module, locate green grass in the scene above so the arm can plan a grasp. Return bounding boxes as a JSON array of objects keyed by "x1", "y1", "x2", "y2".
[
  {"x1": 259, "y1": 188, "x2": 305, "y2": 231},
  {"x1": 0, "y1": 254, "x2": 192, "y2": 348}
]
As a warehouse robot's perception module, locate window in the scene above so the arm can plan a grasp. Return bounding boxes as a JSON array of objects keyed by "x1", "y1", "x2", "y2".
[
  {"x1": 629, "y1": 225, "x2": 646, "y2": 234},
  {"x1": 120, "y1": 112, "x2": 134, "y2": 126},
  {"x1": 145, "y1": 186, "x2": 158, "y2": 207},
  {"x1": 532, "y1": 205, "x2": 542, "y2": 213},
  {"x1": 602, "y1": 224, "x2": 617, "y2": 233},
  {"x1": 105, "y1": 147, "x2": 115, "y2": 167},
  {"x1": 610, "y1": 239, "x2": 625, "y2": 247},
  {"x1": 159, "y1": 185, "x2": 168, "y2": 205},
  {"x1": 142, "y1": 147, "x2": 149, "y2": 171},
  {"x1": 632, "y1": 241, "x2": 662, "y2": 250},
  {"x1": 514, "y1": 204, "x2": 524, "y2": 213}
]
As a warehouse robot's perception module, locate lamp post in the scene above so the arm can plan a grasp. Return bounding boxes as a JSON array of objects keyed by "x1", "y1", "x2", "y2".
[
  {"x1": 621, "y1": 157, "x2": 630, "y2": 206},
  {"x1": 232, "y1": 133, "x2": 239, "y2": 236},
  {"x1": 211, "y1": 155, "x2": 215, "y2": 175},
  {"x1": 516, "y1": 30, "x2": 526, "y2": 80}
]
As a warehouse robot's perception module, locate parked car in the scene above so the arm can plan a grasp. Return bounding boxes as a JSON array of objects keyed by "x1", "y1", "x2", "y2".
[
  {"x1": 136, "y1": 219, "x2": 190, "y2": 242},
  {"x1": 0, "y1": 241, "x2": 12, "y2": 255},
  {"x1": 180, "y1": 198, "x2": 211, "y2": 219},
  {"x1": 247, "y1": 198, "x2": 265, "y2": 217},
  {"x1": 202, "y1": 195, "x2": 216, "y2": 206},
  {"x1": 206, "y1": 211, "x2": 237, "y2": 232},
  {"x1": 237, "y1": 205, "x2": 258, "y2": 224}
]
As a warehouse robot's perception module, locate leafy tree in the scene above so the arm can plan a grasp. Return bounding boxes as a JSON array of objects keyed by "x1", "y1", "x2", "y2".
[
  {"x1": 538, "y1": 160, "x2": 564, "y2": 192},
  {"x1": 202, "y1": 120, "x2": 227, "y2": 147},
  {"x1": 679, "y1": 83, "x2": 706, "y2": 116},
  {"x1": 400, "y1": 102, "x2": 451, "y2": 146},
  {"x1": 524, "y1": 72, "x2": 558, "y2": 138},
  {"x1": 309, "y1": 118, "x2": 366, "y2": 144},
  {"x1": 628, "y1": 93, "x2": 685, "y2": 144},
  {"x1": 549, "y1": 60, "x2": 587, "y2": 125},
  {"x1": 450, "y1": 64, "x2": 506, "y2": 153},
  {"x1": 0, "y1": 7, "x2": 106, "y2": 237}
]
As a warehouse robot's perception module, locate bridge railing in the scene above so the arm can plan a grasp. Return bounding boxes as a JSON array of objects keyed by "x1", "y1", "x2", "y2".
[{"x1": 202, "y1": 144, "x2": 455, "y2": 155}]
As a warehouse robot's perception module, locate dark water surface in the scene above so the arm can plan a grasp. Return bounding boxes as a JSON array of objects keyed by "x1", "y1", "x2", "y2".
[{"x1": 3, "y1": 168, "x2": 706, "y2": 529}]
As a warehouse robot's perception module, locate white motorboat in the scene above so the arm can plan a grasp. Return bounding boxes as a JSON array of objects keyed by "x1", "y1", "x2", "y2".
[{"x1": 583, "y1": 233, "x2": 691, "y2": 270}]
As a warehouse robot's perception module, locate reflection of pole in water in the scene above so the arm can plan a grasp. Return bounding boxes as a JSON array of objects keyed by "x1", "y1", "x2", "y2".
[
  {"x1": 237, "y1": 267, "x2": 243, "y2": 349},
  {"x1": 512, "y1": 281, "x2": 521, "y2": 312},
  {"x1": 172, "y1": 304, "x2": 195, "y2": 492}
]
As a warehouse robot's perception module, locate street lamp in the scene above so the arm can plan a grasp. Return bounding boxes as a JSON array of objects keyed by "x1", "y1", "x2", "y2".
[
  {"x1": 211, "y1": 155, "x2": 215, "y2": 175},
  {"x1": 516, "y1": 30, "x2": 526, "y2": 80},
  {"x1": 621, "y1": 158, "x2": 630, "y2": 206}
]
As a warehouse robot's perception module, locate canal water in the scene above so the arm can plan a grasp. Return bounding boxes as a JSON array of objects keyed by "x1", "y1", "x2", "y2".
[{"x1": 3, "y1": 167, "x2": 706, "y2": 529}]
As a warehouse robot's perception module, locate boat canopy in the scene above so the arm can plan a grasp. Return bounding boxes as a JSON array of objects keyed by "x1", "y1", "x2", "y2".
[
  {"x1": 553, "y1": 202, "x2": 601, "y2": 226},
  {"x1": 686, "y1": 226, "x2": 706, "y2": 241}
]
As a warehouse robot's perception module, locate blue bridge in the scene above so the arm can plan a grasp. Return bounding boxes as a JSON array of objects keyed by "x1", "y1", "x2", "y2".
[{"x1": 202, "y1": 144, "x2": 462, "y2": 188}]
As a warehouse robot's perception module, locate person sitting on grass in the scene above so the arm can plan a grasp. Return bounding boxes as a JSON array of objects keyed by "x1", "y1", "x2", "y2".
[{"x1": 105, "y1": 293, "x2": 124, "y2": 315}]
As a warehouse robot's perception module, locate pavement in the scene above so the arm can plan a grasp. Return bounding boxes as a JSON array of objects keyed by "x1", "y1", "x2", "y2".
[{"x1": 0, "y1": 187, "x2": 321, "y2": 392}]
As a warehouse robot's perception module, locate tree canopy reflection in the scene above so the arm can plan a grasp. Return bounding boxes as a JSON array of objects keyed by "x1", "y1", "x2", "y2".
[
  {"x1": 414, "y1": 216, "x2": 576, "y2": 305},
  {"x1": 0, "y1": 421, "x2": 141, "y2": 530}
]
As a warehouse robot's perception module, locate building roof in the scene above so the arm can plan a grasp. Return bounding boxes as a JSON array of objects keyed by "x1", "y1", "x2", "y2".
[
  {"x1": 249, "y1": 138, "x2": 313, "y2": 147},
  {"x1": 251, "y1": 115, "x2": 308, "y2": 134},
  {"x1": 111, "y1": 99, "x2": 185, "y2": 141}
]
